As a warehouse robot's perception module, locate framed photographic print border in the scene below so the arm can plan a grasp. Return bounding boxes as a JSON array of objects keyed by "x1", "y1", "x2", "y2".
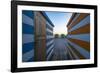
[{"x1": 11, "y1": 1, "x2": 97, "y2": 72}]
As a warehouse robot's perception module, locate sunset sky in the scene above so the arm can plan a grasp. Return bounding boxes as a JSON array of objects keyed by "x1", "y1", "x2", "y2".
[{"x1": 46, "y1": 12, "x2": 72, "y2": 35}]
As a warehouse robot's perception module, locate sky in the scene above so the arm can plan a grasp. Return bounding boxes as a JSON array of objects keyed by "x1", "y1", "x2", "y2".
[{"x1": 46, "y1": 11, "x2": 72, "y2": 35}]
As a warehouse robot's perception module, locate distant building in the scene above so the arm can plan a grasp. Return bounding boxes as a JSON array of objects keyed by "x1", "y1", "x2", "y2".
[
  {"x1": 22, "y1": 11, "x2": 54, "y2": 62},
  {"x1": 54, "y1": 34, "x2": 59, "y2": 38},
  {"x1": 61, "y1": 34, "x2": 66, "y2": 38},
  {"x1": 66, "y1": 13, "x2": 90, "y2": 60}
]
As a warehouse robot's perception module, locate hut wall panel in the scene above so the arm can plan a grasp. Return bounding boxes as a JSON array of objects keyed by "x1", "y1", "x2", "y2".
[
  {"x1": 67, "y1": 13, "x2": 90, "y2": 59},
  {"x1": 46, "y1": 21, "x2": 54, "y2": 61},
  {"x1": 22, "y1": 10, "x2": 34, "y2": 62}
]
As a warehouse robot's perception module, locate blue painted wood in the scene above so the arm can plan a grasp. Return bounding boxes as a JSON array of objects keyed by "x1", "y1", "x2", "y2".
[
  {"x1": 22, "y1": 10, "x2": 34, "y2": 62},
  {"x1": 67, "y1": 34, "x2": 90, "y2": 42}
]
